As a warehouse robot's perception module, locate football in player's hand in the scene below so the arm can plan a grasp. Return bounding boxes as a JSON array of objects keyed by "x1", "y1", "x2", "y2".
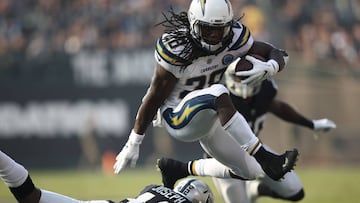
[{"x1": 235, "y1": 54, "x2": 266, "y2": 72}]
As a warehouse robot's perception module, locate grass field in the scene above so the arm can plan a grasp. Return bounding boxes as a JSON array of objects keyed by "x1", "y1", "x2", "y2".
[{"x1": 0, "y1": 166, "x2": 359, "y2": 203}]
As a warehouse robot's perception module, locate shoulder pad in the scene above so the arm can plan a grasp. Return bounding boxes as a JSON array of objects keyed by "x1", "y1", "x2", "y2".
[
  {"x1": 229, "y1": 22, "x2": 252, "y2": 51},
  {"x1": 155, "y1": 34, "x2": 190, "y2": 66}
]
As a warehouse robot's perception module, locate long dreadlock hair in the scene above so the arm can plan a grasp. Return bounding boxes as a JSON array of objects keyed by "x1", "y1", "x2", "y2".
[
  {"x1": 155, "y1": 7, "x2": 245, "y2": 65},
  {"x1": 155, "y1": 7, "x2": 206, "y2": 64}
]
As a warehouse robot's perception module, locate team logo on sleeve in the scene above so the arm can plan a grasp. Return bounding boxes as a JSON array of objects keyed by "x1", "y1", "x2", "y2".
[{"x1": 223, "y1": 54, "x2": 234, "y2": 65}]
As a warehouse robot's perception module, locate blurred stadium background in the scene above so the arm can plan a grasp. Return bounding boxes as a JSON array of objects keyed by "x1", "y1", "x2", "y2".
[{"x1": 0, "y1": 0, "x2": 359, "y2": 202}]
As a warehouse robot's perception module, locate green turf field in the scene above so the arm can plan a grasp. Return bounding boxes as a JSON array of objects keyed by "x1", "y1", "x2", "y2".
[{"x1": 0, "y1": 166, "x2": 359, "y2": 203}]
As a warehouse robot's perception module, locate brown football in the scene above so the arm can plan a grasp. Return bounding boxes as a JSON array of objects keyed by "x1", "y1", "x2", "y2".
[{"x1": 235, "y1": 54, "x2": 266, "y2": 72}]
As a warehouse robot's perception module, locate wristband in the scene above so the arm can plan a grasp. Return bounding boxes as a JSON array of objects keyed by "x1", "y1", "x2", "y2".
[
  {"x1": 129, "y1": 130, "x2": 145, "y2": 144},
  {"x1": 268, "y1": 59, "x2": 279, "y2": 73},
  {"x1": 283, "y1": 55, "x2": 289, "y2": 66}
]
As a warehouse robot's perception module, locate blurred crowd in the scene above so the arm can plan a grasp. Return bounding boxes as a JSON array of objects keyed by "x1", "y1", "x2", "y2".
[
  {"x1": 0, "y1": 0, "x2": 359, "y2": 78},
  {"x1": 238, "y1": 0, "x2": 360, "y2": 71},
  {"x1": 270, "y1": 0, "x2": 360, "y2": 70}
]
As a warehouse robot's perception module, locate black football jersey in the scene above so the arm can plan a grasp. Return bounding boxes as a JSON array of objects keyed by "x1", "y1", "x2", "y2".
[
  {"x1": 230, "y1": 79, "x2": 277, "y2": 135},
  {"x1": 119, "y1": 184, "x2": 191, "y2": 203}
]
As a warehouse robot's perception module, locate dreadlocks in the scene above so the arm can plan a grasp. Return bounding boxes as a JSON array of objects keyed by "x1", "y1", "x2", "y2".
[
  {"x1": 156, "y1": 8, "x2": 190, "y2": 34},
  {"x1": 156, "y1": 8, "x2": 207, "y2": 64}
]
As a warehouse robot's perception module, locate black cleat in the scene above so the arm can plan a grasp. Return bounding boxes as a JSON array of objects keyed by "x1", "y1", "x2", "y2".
[
  {"x1": 156, "y1": 157, "x2": 189, "y2": 189},
  {"x1": 254, "y1": 147, "x2": 299, "y2": 181}
]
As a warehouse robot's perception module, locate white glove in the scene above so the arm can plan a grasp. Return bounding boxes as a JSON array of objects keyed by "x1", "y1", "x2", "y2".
[
  {"x1": 236, "y1": 55, "x2": 279, "y2": 85},
  {"x1": 312, "y1": 119, "x2": 336, "y2": 132},
  {"x1": 113, "y1": 130, "x2": 144, "y2": 174}
]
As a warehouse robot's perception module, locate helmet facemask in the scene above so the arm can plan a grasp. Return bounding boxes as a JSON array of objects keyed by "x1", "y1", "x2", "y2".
[
  {"x1": 191, "y1": 20, "x2": 232, "y2": 51},
  {"x1": 188, "y1": 0, "x2": 234, "y2": 53}
]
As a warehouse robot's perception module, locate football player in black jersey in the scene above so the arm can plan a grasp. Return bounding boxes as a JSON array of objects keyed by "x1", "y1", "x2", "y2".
[{"x1": 0, "y1": 149, "x2": 213, "y2": 203}]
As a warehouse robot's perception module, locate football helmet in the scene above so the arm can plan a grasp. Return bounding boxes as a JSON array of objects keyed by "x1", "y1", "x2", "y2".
[
  {"x1": 188, "y1": 0, "x2": 233, "y2": 52},
  {"x1": 174, "y1": 178, "x2": 214, "y2": 203},
  {"x1": 225, "y1": 57, "x2": 263, "y2": 99}
]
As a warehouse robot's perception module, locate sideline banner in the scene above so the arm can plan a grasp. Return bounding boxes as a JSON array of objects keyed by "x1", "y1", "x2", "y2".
[{"x1": 0, "y1": 83, "x2": 150, "y2": 168}]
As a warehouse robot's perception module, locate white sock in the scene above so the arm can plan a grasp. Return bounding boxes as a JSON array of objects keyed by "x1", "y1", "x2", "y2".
[
  {"x1": 223, "y1": 112, "x2": 261, "y2": 154},
  {"x1": 190, "y1": 158, "x2": 232, "y2": 178},
  {"x1": 0, "y1": 150, "x2": 28, "y2": 188}
]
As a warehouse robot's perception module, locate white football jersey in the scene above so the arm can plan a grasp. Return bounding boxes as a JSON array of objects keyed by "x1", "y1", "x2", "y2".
[{"x1": 154, "y1": 22, "x2": 253, "y2": 110}]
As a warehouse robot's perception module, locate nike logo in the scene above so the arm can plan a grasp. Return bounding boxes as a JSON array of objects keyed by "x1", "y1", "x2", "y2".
[{"x1": 282, "y1": 157, "x2": 289, "y2": 168}]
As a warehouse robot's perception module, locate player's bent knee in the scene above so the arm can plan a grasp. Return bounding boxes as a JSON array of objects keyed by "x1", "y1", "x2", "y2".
[{"x1": 209, "y1": 84, "x2": 229, "y2": 97}]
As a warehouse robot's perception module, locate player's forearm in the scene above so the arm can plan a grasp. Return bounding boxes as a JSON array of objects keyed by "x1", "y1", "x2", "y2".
[
  {"x1": 278, "y1": 112, "x2": 313, "y2": 129},
  {"x1": 271, "y1": 101, "x2": 313, "y2": 129},
  {"x1": 269, "y1": 48, "x2": 286, "y2": 72},
  {"x1": 133, "y1": 101, "x2": 159, "y2": 135},
  {"x1": 248, "y1": 41, "x2": 286, "y2": 72},
  {"x1": 133, "y1": 68, "x2": 175, "y2": 135}
]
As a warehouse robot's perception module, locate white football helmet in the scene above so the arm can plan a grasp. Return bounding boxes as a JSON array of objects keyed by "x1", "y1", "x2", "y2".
[
  {"x1": 174, "y1": 178, "x2": 214, "y2": 203},
  {"x1": 188, "y1": 0, "x2": 233, "y2": 52},
  {"x1": 225, "y1": 57, "x2": 263, "y2": 99}
]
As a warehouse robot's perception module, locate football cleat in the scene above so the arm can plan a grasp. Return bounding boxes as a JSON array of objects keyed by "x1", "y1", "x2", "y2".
[
  {"x1": 254, "y1": 147, "x2": 299, "y2": 181},
  {"x1": 156, "y1": 158, "x2": 189, "y2": 189}
]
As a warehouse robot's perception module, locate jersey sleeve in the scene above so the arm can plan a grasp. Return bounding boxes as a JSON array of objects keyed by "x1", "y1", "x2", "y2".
[
  {"x1": 256, "y1": 79, "x2": 278, "y2": 111},
  {"x1": 154, "y1": 34, "x2": 189, "y2": 78},
  {"x1": 262, "y1": 78, "x2": 278, "y2": 98}
]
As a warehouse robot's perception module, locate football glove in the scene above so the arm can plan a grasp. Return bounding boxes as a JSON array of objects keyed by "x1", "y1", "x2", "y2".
[
  {"x1": 312, "y1": 119, "x2": 336, "y2": 132},
  {"x1": 113, "y1": 130, "x2": 144, "y2": 174},
  {"x1": 236, "y1": 55, "x2": 279, "y2": 85}
]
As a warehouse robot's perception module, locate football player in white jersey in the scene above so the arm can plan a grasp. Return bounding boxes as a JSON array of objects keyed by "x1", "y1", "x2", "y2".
[
  {"x1": 156, "y1": 53, "x2": 336, "y2": 203},
  {"x1": 0, "y1": 149, "x2": 213, "y2": 203},
  {"x1": 113, "y1": 0, "x2": 298, "y2": 181}
]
